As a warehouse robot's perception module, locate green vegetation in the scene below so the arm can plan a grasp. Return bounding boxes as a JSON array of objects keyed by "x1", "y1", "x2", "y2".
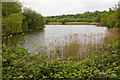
[
  {"x1": 22, "y1": 8, "x2": 44, "y2": 30},
  {"x1": 2, "y1": 37, "x2": 120, "y2": 79},
  {"x1": 45, "y1": 11, "x2": 102, "y2": 24},
  {"x1": 45, "y1": 2, "x2": 120, "y2": 28},
  {"x1": 101, "y1": 8, "x2": 120, "y2": 28},
  {"x1": 2, "y1": 2, "x2": 23, "y2": 36},
  {"x1": 2, "y1": 1, "x2": 120, "y2": 79},
  {"x1": 2, "y1": 2, "x2": 45, "y2": 36}
]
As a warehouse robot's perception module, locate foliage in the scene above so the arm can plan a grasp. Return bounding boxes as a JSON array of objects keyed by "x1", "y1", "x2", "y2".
[
  {"x1": 23, "y1": 8, "x2": 45, "y2": 30},
  {"x1": 45, "y1": 11, "x2": 102, "y2": 23},
  {"x1": 2, "y1": 2, "x2": 23, "y2": 36},
  {"x1": 45, "y1": 2, "x2": 120, "y2": 28},
  {"x1": 2, "y1": 37, "x2": 120, "y2": 79},
  {"x1": 101, "y1": 7, "x2": 120, "y2": 28},
  {"x1": 2, "y1": 2, "x2": 45, "y2": 36},
  {"x1": 2, "y1": 2, "x2": 22, "y2": 17},
  {"x1": 2, "y1": 13, "x2": 23, "y2": 35},
  {"x1": 101, "y1": 12, "x2": 109, "y2": 26}
]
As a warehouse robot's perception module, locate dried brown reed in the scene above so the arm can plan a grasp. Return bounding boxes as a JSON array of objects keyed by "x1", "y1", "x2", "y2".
[{"x1": 38, "y1": 28, "x2": 119, "y2": 61}]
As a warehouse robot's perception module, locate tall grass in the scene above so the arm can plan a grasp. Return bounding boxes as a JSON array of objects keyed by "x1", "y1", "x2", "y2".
[{"x1": 39, "y1": 28, "x2": 119, "y2": 61}]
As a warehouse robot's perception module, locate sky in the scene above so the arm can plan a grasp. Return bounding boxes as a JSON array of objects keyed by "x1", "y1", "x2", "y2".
[{"x1": 19, "y1": 0, "x2": 120, "y2": 16}]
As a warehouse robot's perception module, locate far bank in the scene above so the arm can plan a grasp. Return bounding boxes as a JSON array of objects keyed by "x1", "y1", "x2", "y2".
[{"x1": 46, "y1": 22, "x2": 99, "y2": 25}]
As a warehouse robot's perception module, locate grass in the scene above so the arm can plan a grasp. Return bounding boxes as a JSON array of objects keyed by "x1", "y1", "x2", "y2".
[{"x1": 2, "y1": 36, "x2": 120, "y2": 79}]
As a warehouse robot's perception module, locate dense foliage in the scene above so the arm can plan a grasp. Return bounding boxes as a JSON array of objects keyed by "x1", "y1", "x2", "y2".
[
  {"x1": 22, "y1": 8, "x2": 44, "y2": 30},
  {"x1": 45, "y1": 11, "x2": 102, "y2": 23},
  {"x1": 2, "y1": 2, "x2": 23, "y2": 35},
  {"x1": 101, "y1": 8, "x2": 120, "y2": 28},
  {"x1": 2, "y1": 2, "x2": 45, "y2": 36},
  {"x1": 2, "y1": 37, "x2": 120, "y2": 79},
  {"x1": 2, "y1": 2, "x2": 22, "y2": 17},
  {"x1": 45, "y1": 2, "x2": 120, "y2": 28}
]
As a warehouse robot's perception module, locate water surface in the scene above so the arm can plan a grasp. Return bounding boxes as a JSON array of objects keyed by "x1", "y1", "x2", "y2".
[{"x1": 3, "y1": 25, "x2": 116, "y2": 53}]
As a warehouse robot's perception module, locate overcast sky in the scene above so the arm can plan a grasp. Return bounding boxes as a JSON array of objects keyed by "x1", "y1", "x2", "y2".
[{"x1": 19, "y1": 0, "x2": 119, "y2": 16}]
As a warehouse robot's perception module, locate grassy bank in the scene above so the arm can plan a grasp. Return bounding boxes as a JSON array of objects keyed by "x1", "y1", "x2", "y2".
[
  {"x1": 2, "y1": 37, "x2": 120, "y2": 79},
  {"x1": 47, "y1": 22, "x2": 99, "y2": 25}
]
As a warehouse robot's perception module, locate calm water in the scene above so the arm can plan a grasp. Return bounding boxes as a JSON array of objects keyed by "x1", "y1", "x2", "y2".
[{"x1": 3, "y1": 25, "x2": 116, "y2": 53}]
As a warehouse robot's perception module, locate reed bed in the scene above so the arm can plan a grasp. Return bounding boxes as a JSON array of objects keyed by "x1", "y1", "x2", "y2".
[{"x1": 39, "y1": 28, "x2": 119, "y2": 61}]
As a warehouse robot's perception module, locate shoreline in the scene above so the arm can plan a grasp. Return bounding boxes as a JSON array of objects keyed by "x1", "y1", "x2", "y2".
[
  {"x1": 2, "y1": 28, "x2": 44, "y2": 38},
  {"x1": 46, "y1": 22, "x2": 100, "y2": 25}
]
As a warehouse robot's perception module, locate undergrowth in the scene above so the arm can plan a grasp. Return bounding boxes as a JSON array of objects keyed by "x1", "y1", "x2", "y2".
[{"x1": 2, "y1": 37, "x2": 120, "y2": 79}]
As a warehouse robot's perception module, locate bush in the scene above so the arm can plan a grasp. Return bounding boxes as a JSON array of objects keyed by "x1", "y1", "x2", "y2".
[{"x1": 2, "y1": 37, "x2": 120, "y2": 79}]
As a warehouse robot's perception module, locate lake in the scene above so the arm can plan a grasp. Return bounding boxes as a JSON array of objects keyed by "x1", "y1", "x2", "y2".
[{"x1": 3, "y1": 25, "x2": 118, "y2": 59}]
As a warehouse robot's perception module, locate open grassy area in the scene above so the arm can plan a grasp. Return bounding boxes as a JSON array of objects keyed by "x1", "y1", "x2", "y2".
[{"x1": 2, "y1": 37, "x2": 120, "y2": 79}]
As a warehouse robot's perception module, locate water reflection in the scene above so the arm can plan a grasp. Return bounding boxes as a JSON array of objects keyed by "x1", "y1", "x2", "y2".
[{"x1": 3, "y1": 25, "x2": 118, "y2": 54}]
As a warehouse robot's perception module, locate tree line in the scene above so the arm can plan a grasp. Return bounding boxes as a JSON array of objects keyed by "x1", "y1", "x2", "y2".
[
  {"x1": 45, "y1": 11, "x2": 102, "y2": 23},
  {"x1": 2, "y1": 2, "x2": 45, "y2": 36},
  {"x1": 45, "y1": 2, "x2": 120, "y2": 28}
]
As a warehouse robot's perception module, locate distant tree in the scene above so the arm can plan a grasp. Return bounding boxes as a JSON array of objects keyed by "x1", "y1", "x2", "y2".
[
  {"x1": 113, "y1": 8, "x2": 120, "y2": 27},
  {"x1": 45, "y1": 2, "x2": 119, "y2": 28},
  {"x1": 108, "y1": 8, "x2": 113, "y2": 14},
  {"x1": 118, "y1": 1, "x2": 120, "y2": 8},
  {"x1": 101, "y1": 12, "x2": 108, "y2": 26},
  {"x1": 112, "y1": 5, "x2": 118, "y2": 11},
  {"x1": 95, "y1": 14, "x2": 101, "y2": 22}
]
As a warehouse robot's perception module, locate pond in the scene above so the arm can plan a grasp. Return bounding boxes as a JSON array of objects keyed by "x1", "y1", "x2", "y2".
[{"x1": 3, "y1": 25, "x2": 118, "y2": 59}]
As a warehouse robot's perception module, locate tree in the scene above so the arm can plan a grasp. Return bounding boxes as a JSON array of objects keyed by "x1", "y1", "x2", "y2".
[
  {"x1": 2, "y1": 2, "x2": 23, "y2": 36},
  {"x1": 23, "y1": 8, "x2": 45, "y2": 30},
  {"x1": 2, "y1": 2, "x2": 22, "y2": 17},
  {"x1": 95, "y1": 14, "x2": 101, "y2": 22},
  {"x1": 101, "y1": 12, "x2": 108, "y2": 26},
  {"x1": 113, "y1": 8, "x2": 120, "y2": 27},
  {"x1": 118, "y1": 1, "x2": 120, "y2": 8},
  {"x1": 2, "y1": 13, "x2": 23, "y2": 35}
]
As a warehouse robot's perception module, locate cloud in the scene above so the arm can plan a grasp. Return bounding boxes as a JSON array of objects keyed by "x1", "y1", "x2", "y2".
[{"x1": 19, "y1": 0, "x2": 120, "y2": 16}]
